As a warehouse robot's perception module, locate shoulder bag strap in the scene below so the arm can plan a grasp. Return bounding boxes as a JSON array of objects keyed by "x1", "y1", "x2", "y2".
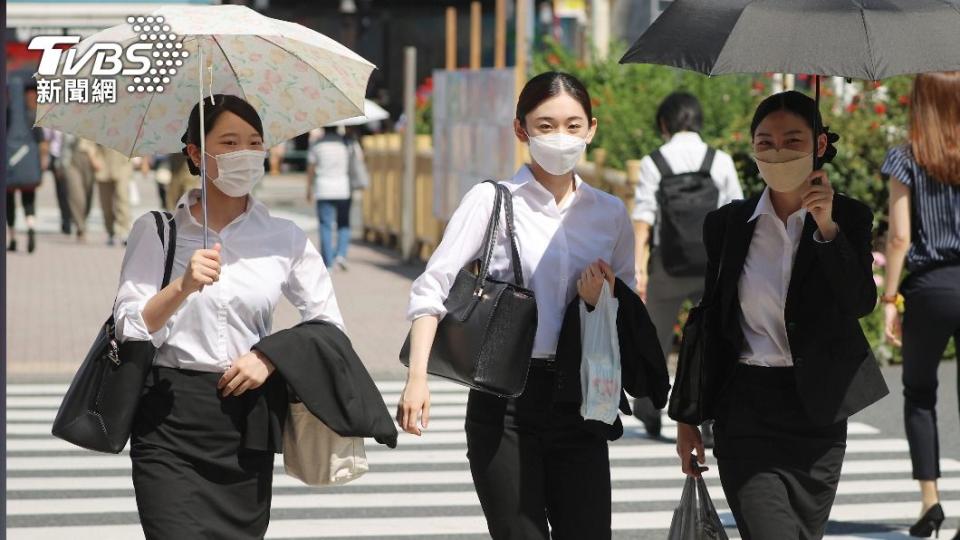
[
  {"x1": 150, "y1": 211, "x2": 178, "y2": 289},
  {"x1": 475, "y1": 180, "x2": 504, "y2": 292},
  {"x1": 649, "y1": 149, "x2": 674, "y2": 178},
  {"x1": 698, "y1": 147, "x2": 717, "y2": 176},
  {"x1": 497, "y1": 183, "x2": 525, "y2": 287}
]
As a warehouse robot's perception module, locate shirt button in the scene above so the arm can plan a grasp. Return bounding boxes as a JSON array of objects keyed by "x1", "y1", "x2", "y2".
[{"x1": 794, "y1": 357, "x2": 804, "y2": 367}]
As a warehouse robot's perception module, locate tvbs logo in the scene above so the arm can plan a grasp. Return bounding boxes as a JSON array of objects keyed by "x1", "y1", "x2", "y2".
[{"x1": 29, "y1": 36, "x2": 153, "y2": 77}]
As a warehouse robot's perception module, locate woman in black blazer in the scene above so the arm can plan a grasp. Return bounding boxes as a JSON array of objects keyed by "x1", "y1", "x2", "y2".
[{"x1": 675, "y1": 91, "x2": 889, "y2": 540}]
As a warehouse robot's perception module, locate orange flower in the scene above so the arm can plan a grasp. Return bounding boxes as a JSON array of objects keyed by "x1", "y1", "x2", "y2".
[
  {"x1": 547, "y1": 53, "x2": 560, "y2": 66},
  {"x1": 898, "y1": 95, "x2": 910, "y2": 106},
  {"x1": 874, "y1": 103, "x2": 887, "y2": 115}
]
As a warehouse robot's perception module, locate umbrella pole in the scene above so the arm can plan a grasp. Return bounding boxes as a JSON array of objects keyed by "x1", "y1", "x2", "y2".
[
  {"x1": 198, "y1": 44, "x2": 209, "y2": 249},
  {"x1": 813, "y1": 74, "x2": 821, "y2": 172}
]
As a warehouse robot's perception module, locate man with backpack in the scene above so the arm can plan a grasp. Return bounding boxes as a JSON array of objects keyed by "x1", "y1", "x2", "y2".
[{"x1": 632, "y1": 92, "x2": 744, "y2": 443}]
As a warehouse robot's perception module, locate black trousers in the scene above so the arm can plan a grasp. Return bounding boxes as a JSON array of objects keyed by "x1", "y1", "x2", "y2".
[
  {"x1": 714, "y1": 365, "x2": 847, "y2": 540},
  {"x1": 901, "y1": 263, "x2": 960, "y2": 480},
  {"x1": 131, "y1": 367, "x2": 275, "y2": 540},
  {"x1": 465, "y1": 366, "x2": 611, "y2": 540}
]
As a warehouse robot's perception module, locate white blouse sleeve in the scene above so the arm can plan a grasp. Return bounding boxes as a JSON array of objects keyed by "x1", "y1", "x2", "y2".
[
  {"x1": 281, "y1": 228, "x2": 347, "y2": 333},
  {"x1": 631, "y1": 155, "x2": 660, "y2": 226},
  {"x1": 611, "y1": 204, "x2": 638, "y2": 290},
  {"x1": 406, "y1": 182, "x2": 497, "y2": 321},
  {"x1": 114, "y1": 213, "x2": 172, "y2": 346}
]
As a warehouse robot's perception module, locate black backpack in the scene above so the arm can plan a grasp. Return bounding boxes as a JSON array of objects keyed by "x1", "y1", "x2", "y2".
[{"x1": 651, "y1": 147, "x2": 719, "y2": 277}]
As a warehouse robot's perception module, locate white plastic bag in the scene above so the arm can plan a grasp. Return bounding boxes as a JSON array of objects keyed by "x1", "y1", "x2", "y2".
[{"x1": 579, "y1": 280, "x2": 621, "y2": 424}]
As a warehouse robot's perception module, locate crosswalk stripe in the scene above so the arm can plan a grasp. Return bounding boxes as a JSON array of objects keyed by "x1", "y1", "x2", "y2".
[
  {"x1": 1, "y1": 383, "x2": 942, "y2": 539},
  {"x1": 10, "y1": 477, "x2": 960, "y2": 516},
  {"x1": 3, "y1": 435, "x2": 911, "y2": 456}
]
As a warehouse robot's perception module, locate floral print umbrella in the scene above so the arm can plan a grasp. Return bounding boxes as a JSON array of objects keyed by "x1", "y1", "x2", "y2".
[{"x1": 35, "y1": 4, "x2": 376, "y2": 157}]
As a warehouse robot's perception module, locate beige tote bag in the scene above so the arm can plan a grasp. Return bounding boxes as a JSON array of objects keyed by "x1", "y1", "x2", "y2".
[{"x1": 283, "y1": 402, "x2": 368, "y2": 486}]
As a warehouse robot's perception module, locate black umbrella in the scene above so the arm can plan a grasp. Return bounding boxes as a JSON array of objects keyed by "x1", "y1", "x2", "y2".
[{"x1": 620, "y1": 0, "x2": 960, "y2": 168}]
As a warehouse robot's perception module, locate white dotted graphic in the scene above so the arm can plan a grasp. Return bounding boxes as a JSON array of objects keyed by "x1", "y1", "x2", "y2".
[{"x1": 128, "y1": 15, "x2": 181, "y2": 94}]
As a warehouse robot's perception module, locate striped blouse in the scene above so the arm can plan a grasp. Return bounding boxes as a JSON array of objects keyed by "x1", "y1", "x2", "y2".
[{"x1": 881, "y1": 145, "x2": 960, "y2": 272}]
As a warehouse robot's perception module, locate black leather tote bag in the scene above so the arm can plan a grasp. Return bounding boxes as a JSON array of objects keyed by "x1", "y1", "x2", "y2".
[
  {"x1": 52, "y1": 211, "x2": 177, "y2": 453},
  {"x1": 400, "y1": 181, "x2": 537, "y2": 397}
]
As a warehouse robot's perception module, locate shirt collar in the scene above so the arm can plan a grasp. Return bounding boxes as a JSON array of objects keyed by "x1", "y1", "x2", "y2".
[
  {"x1": 507, "y1": 165, "x2": 594, "y2": 205},
  {"x1": 175, "y1": 188, "x2": 264, "y2": 229},
  {"x1": 748, "y1": 187, "x2": 807, "y2": 223},
  {"x1": 666, "y1": 131, "x2": 704, "y2": 145}
]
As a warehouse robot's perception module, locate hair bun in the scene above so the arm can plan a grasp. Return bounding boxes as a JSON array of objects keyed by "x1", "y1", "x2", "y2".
[{"x1": 821, "y1": 125, "x2": 840, "y2": 164}]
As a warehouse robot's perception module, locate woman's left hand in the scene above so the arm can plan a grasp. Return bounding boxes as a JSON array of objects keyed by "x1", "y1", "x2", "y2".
[
  {"x1": 801, "y1": 170, "x2": 839, "y2": 241},
  {"x1": 577, "y1": 259, "x2": 615, "y2": 307},
  {"x1": 219, "y1": 350, "x2": 276, "y2": 397}
]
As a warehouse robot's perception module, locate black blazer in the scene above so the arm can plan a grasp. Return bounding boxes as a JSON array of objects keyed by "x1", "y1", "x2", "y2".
[
  {"x1": 702, "y1": 193, "x2": 888, "y2": 426},
  {"x1": 555, "y1": 278, "x2": 671, "y2": 440},
  {"x1": 254, "y1": 320, "x2": 399, "y2": 449}
]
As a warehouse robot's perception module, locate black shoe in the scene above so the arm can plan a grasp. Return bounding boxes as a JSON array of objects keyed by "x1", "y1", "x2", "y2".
[
  {"x1": 7, "y1": 238, "x2": 16, "y2": 252},
  {"x1": 700, "y1": 421, "x2": 715, "y2": 449},
  {"x1": 27, "y1": 229, "x2": 36, "y2": 253},
  {"x1": 632, "y1": 399, "x2": 662, "y2": 438},
  {"x1": 909, "y1": 503, "x2": 945, "y2": 538},
  {"x1": 61, "y1": 222, "x2": 71, "y2": 235}
]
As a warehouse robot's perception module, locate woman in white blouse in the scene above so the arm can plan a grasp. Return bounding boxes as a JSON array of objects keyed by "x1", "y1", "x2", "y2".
[
  {"x1": 115, "y1": 94, "x2": 345, "y2": 539},
  {"x1": 396, "y1": 72, "x2": 636, "y2": 539}
]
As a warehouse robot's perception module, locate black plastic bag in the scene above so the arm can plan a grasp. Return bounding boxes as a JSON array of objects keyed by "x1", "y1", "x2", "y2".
[{"x1": 668, "y1": 463, "x2": 729, "y2": 540}]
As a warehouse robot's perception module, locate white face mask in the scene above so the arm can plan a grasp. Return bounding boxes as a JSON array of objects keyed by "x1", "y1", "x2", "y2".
[
  {"x1": 206, "y1": 149, "x2": 266, "y2": 197},
  {"x1": 528, "y1": 133, "x2": 587, "y2": 176},
  {"x1": 753, "y1": 148, "x2": 813, "y2": 192}
]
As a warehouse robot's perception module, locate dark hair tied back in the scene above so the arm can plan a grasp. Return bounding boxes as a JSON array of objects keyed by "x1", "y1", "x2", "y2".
[
  {"x1": 180, "y1": 94, "x2": 264, "y2": 176},
  {"x1": 750, "y1": 90, "x2": 841, "y2": 164}
]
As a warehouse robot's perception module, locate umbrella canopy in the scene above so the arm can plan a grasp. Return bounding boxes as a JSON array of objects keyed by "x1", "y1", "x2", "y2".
[
  {"x1": 35, "y1": 4, "x2": 376, "y2": 157},
  {"x1": 331, "y1": 99, "x2": 390, "y2": 126},
  {"x1": 620, "y1": 0, "x2": 960, "y2": 80}
]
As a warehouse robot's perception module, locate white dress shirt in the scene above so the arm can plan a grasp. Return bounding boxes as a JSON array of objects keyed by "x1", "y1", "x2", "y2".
[
  {"x1": 632, "y1": 132, "x2": 743, "y2": 242},
  {"x1": 408, "y1": 165, "x2": 637, "y2": 358},
  {"x1": 114, "y1": 189, "x2": 346, "y2": 373},
  {"x1": 738, "y1": 188, "x2": 823, "y2": 367}
]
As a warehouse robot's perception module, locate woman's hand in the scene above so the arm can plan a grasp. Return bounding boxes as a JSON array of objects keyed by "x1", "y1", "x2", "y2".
[
  {"x1": 883, "y1": 302, "x2": 902, "y2": 347},
  {"x1": 218, "y1": 350, "x2": 276, "y2": 397},
  {"x1": 676, "y1": 422, "x2": 707, "y2": 477},
  {"x1": 181, "y1": 243, "x2": 222, "y2": 294},
  {"x1": 577, "y1": 259, "x2": 615, "y2": 307},
  {"x1": 801, "y1": 170, "x2": 838, "y2": 241},
  {"x1": 636, "y1": 267, "x2": 649, "y2": 303},
  {"x1": 396, "y1": 375, "x2": 430, "y2": 436}
]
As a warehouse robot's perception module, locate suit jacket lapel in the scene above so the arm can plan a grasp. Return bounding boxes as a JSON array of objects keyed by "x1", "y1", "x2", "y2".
[{"x1": 719, "y1": 196, "x2": 760, "y2": 336}]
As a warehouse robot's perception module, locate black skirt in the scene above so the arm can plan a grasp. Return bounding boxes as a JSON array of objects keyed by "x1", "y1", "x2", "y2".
[
  {"x1": 130, "y1": 366, "x2": 276, "y2": 540},
  {"x1": 713, "y1": 364, "x2": 847, "y2": 540}
]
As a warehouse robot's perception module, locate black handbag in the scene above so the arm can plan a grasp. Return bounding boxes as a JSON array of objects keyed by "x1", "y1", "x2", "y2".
[
  {"x1": 668, "y1": 210, "x2": 731, "y2": 425},
  {"x1": 400, "y1": 180, "x2": 538, "y2": 397},
  {"x1": 52, "y1": 211, "x2": 177, "y2": 453}
]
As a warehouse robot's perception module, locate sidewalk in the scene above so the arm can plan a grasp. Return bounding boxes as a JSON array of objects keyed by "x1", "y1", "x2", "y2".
[{"x1": 5, "y1": 170, "x2": 421, "y2": 380}]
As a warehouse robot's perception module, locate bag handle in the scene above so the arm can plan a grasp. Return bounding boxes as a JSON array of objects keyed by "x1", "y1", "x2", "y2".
[
  {"x1": 151, "y1": 211, "x2": 178, "y2": 288},
  {"x1": 497, "y1": 183, "x2": 525, "y2": 287},
  {"x1": 474, "y1": 181, "x2": 504, "y2": 294},
  {"x1": 475, "y1": 181, "x2": 525, "y2": 288}
]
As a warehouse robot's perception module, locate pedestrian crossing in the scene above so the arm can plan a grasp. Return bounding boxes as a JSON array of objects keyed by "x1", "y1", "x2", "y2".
[{"x1": 6, "y1": 380, "x2": 960, "y2": 539}]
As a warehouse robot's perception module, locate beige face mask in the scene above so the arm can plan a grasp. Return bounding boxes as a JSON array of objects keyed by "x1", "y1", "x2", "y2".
[{"x1": 754, "y1": 148, "x2": 813, "y2": 192}]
